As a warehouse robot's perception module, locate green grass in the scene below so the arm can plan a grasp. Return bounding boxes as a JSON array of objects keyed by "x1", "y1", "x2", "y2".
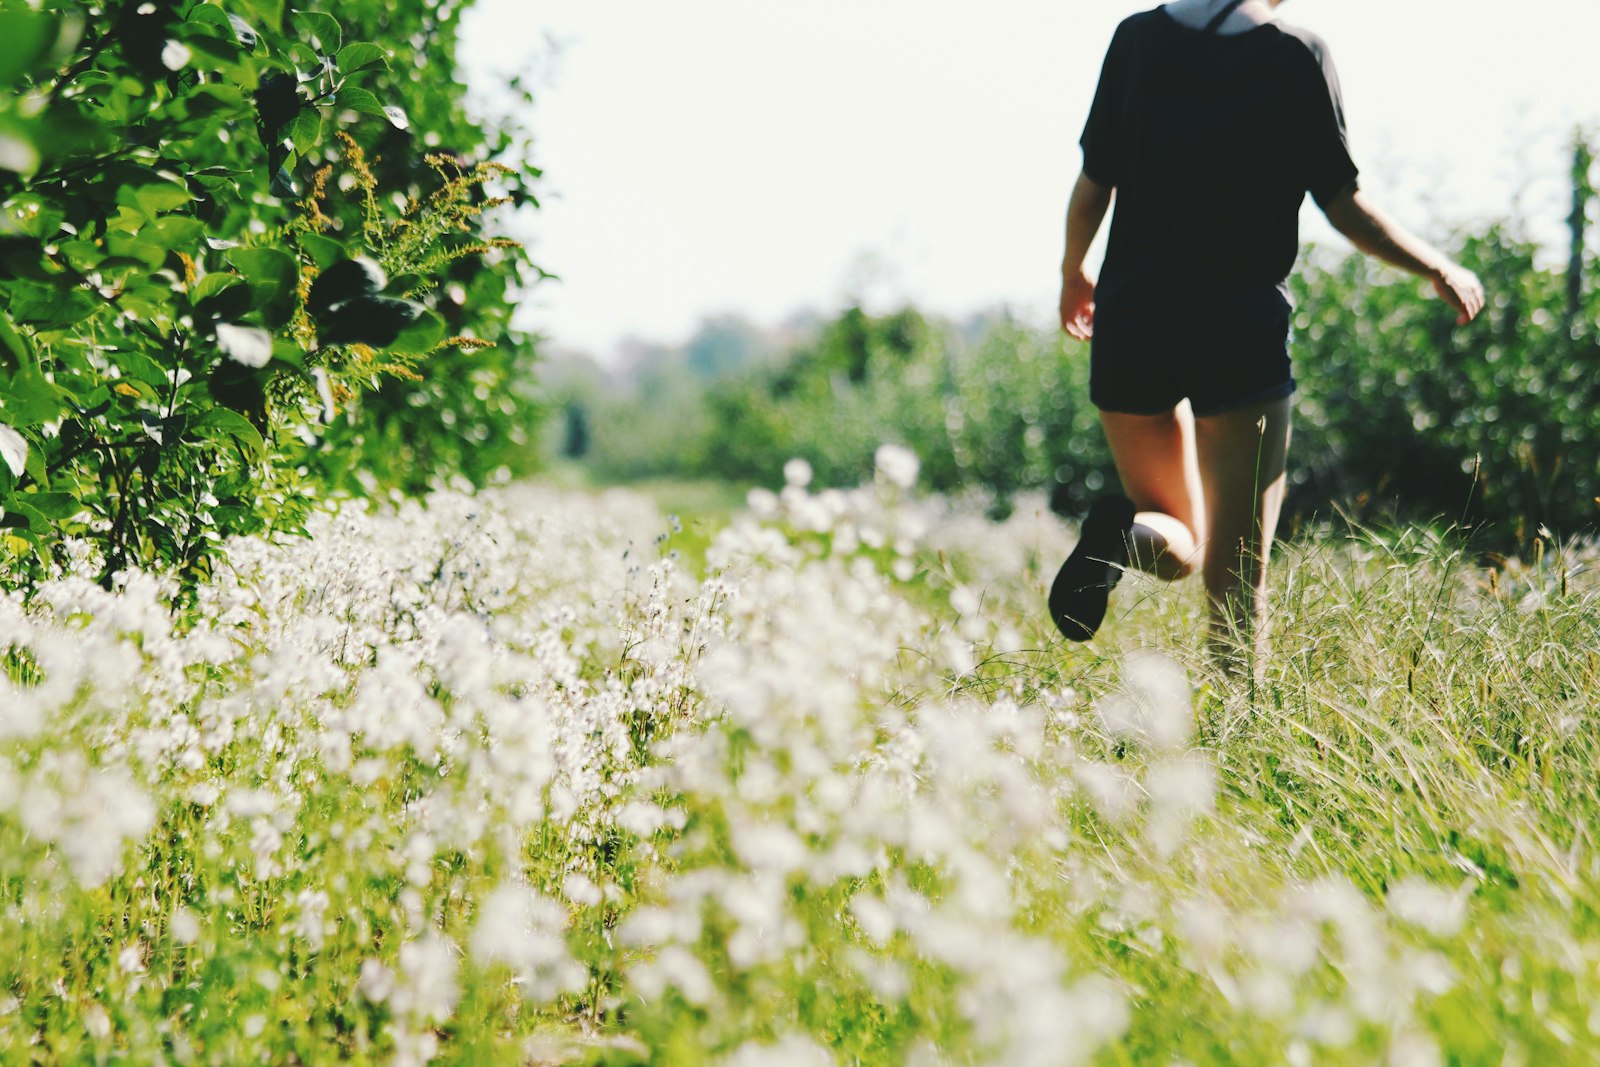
[{"x1": 2, "y1": 479, "x2": 1597, "y2": 1064}]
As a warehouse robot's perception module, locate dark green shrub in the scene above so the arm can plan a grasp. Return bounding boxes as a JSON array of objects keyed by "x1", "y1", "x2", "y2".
[
  {"x1": 0, "y1": 0, "x2": 542, "y2": 594},
  {"x1": 1291, "y1": 214, "x2": 1599, "y2": 544}
]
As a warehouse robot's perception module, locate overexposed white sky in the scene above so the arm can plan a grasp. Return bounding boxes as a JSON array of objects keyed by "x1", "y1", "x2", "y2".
[{"x1": 461, "y1": 1, "x2": 1600, "y2": 359}]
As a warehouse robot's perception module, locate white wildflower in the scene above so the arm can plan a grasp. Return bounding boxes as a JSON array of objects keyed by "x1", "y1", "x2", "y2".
[
  {"x1": 84, "y1": 1003, "x2": 112, "y2": 1040},
  {"x1": 874, "y1": 443, "x2": 920, "y2": 490},
  {"x1": 747, "y1": 487, "x2": 780, "y2": 519},
  {"x1": 290, "y1": 889, "x2": 332, "y2": 951},
  {"x1": 470, "y1": 884, "x2": 583, "y2": 1001},
  {"x1": 393, "y1": 934, "x2": 459, "y2": 1023},
  {"x1": 170, "y1": 907, "x2": 200, "y2": 946},
  {"x1": 850, "y1": 892, "x2": 896, "y2": 946},
  {"x1": 357, "y1": 958, "x2": 393, "y2": 1004},
  {"x1": 562, "y1": 872, "x2": 603, "y2": 908},
  {"x1": 1386, "y1": 877, "x2": 1468, "y2": 938},
  {"x1": 1388, "y1": 1031, "x2": 1445, "y2": 1067},
  {"x1": 1074, "y1": 760, "x2": 1139, "y2": 823},
  {"x1": 629, "y1": 945, "x2": 714, "y2": 1007},
  {"x1": 1144, "y1": 757, "x2": 1217, "y2": 856},
  {"x1": 1097, "y1": 650, "x2": 1193, "y2": 751},
  {"x1": 722, "y1": 1033, "x2": 834, "y2": 1067}
]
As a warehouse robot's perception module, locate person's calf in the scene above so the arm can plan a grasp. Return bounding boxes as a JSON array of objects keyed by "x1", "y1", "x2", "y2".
[{"x1": 1205, "y1": 585, "x2": 1270, "y2": 693}]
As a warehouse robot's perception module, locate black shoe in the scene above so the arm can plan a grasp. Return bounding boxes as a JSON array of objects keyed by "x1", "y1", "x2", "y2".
[{"x1": 1049, "y1": 495, "x2": 1135, "y2": 642}]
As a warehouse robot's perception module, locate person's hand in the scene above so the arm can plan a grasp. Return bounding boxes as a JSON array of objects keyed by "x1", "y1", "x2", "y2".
[
  {"x1": 1060, "y1": 269, "x2": 1097, "y2": 340},
  {"x1": 1431, "y1": 262, "x2": 1485, "y2": 325}
]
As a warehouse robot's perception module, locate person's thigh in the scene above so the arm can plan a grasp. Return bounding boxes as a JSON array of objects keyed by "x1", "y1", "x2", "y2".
[
  {"x1": 1100, "y1": 402, "x2": 1205, "y2": 545},
  {"x1": 1192, "y1": 395, "x2": 1292, "y2": 593}
]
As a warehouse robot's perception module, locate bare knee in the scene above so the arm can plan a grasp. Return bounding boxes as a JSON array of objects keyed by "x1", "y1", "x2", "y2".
[{"x1": 1129, "y1": 513, "x2": 1202, "y2": 581}]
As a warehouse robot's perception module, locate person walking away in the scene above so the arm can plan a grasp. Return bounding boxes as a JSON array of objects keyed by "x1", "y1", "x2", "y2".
[{"x1": 1048, "y1": 0, "x2": 1485, "y2": 677}]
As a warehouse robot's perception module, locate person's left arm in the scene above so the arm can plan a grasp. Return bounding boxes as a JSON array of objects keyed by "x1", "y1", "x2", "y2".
[{"x1": 1060, "y1": 171, "x2": 1113, "y2": 340}]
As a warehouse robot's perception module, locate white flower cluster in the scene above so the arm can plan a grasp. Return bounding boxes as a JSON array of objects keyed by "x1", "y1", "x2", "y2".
[{"x1": 0, "y1": 453, "x2": 1492, "y2": 1063}]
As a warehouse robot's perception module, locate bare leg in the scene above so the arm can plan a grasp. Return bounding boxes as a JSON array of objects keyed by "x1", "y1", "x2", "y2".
[
  {"x1": 1099, "y1": 402, "x2": 1206, "y2": 581},
  {"x1": 1192, "y1": 397, "x2": 1292, "y2": 675}
]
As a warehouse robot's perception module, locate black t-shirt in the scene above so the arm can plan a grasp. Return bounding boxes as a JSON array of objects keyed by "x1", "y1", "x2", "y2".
[{"x1": 1080, "y1": 7, "x2": 1359, "y2": 307}]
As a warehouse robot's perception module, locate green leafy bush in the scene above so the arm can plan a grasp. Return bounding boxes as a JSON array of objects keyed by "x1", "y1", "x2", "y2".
[
  {"x1": 581, "y1": 306, "x2": 1115, "y2": 517},
  {"x1": 1290, "y1": 216, "x2": 1600, "y2": 543},
  {"x1": 580, "y1": 149, "x2": 1596, "y2": 547},
  {"x1": 0, "y1": 0, "x2": 542, "y2": 594}
]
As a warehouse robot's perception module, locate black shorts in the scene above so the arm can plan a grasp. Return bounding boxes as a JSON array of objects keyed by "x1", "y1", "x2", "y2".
[{"x1": 1089, "y1": 289, "x2": 1295, "y2": 417}]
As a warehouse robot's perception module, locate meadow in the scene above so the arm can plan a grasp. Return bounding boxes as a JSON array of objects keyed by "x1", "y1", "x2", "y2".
[{"x1": 3, "y1": 446, "x2": 1596, "y2": 1065}]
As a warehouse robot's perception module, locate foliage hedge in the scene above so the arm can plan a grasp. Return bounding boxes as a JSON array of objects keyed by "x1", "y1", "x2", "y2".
[
  {"x1": 0, "y1": 0, "x2": 542, "y2": 595},
  {"x1": 1288, "y1": 220, "x2": 1600, "y2": 544},
  {"x1": 573, "y1": 153, "x2": 1599, "y2": 547}
]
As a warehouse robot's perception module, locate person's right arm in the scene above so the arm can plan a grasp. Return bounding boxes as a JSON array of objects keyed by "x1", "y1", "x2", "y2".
[
  {"x1": 1321, "y1": 184, "x2": 1485, "y2": 324},
  {"x1": 1059, "y1": 171, "x2": 1114, "y2": 341}
]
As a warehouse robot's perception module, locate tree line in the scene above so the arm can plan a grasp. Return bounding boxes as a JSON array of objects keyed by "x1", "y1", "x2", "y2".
[{"x1": 560, "y1": 140, "x2": 1599, "y2": 549}]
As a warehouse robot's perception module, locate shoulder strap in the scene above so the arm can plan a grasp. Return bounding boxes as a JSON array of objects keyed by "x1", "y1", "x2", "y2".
[{"x1": 1203, "y1": 0, "x2": 1251, "y2": 34}]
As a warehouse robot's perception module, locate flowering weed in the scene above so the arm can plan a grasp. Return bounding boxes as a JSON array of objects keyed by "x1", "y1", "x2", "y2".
[{"x1": 0, "y1": 459, "x2": 1596, "y2": 1064}]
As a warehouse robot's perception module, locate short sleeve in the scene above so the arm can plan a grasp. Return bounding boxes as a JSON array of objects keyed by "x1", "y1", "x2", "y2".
[
  {"x1": 1079, "y1": 22, "x2": 1133, "y2": 187},
  {"x1": 1294, "y1": 32, "x2": 1360, "y2": 208}
]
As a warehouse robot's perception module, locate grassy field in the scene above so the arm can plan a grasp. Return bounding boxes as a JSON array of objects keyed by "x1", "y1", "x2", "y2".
[{"x1": 1, "y1": 455, "x2": 1597, "y2": 1065}]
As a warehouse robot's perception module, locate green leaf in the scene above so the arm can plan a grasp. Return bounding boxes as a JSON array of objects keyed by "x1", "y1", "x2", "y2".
[
  {"x1": 335, "y1": 86, "x2": 385, "y2": 119},
  {"x1": 227, "y1": 14, "x2": 261, "y2": 50},
  {"x1": 217, "y1": 323, "x2": 273, "y2": 368},
  {"x1": 6, "y1": 281, "x2": 101, "y2": 330},
  {"x1": 150, "y1": 217, "x2": 208, "y2": 252},
  {"x1": 2, "y1": 194, "x2": 63, "y2": 240},
  {"x1": 178, "y1": 83, "x2": 248, "y2": 118},
  {"x1": 294, "y1": 9, "x2": 342, "y2": 54},
  {"x1": 0, "y1": 117, "x2": 41, "y2": 177},
  {"x1": 0, "y1": 311, "x2": 35, "y2": 371},
  {"x1": 270, "y1": 165, "x2": 300, "y2": 201},
  {"x1": 236, "y1": 0, "x2": 286, "y2": 31},
  {"x1": 192, "y1": 406, "x2": 266, "y2": 459},
  {"x1": 192, "y1": 272, "x2": 246, "y2": 303},
  {"x1": 227, "y1": 247, "x2": 300, "y2": 328},
  {"x1": 0, "y1": 11, "x2": 60, "y2": 86},
  {"x1": 20, "y1": 434, "x2": 46, "y2": 486},
  {"x1": 296, "y1": 233, "x2": 343, "y2": 270},
  {"x1": 183, "y1": 33, "x2": 248, "y2": 73},
  {"x1": 0, "y1": 369, "x2": 66, "y2": 427},
  {"x1": 16, "y1": 492, "x2": 78, "y2": 521},
  {"x1": 56, "y1": 240, "x2": 108, "y2": 274},
  {"x1": 0, "y1": 424, "x2": 25, "y2": 478},
  {"x1": 0, "y1": 498, "x2": 46, "y2": 538},
  {"x1": 289, "y1": 107, "x2": 322, "y2": 155},
  {"x1": 270, "y1": 337, "x2": 306, "y2": 369},
  {"x1": 193, "y1": 274, "x2": 253, "y2": 322},
  {"x1": 114, "y1": 348, "x2": 173, "y2": 390},
  {"x1": 388, "y1": 309, "x2": 445, "y2": 353},
  {"x1": 123, "y1": 180, "x2": 196, "y2": 217},
  {"x1": 106, "y1": 232, "x2": 168, "y2": 269},
  {"x1": 382, "y1": 106, "x2": 410, "y2": 131},
  {"x1": 335, "y1": 42, "x2": 389, "y2": 74}
]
